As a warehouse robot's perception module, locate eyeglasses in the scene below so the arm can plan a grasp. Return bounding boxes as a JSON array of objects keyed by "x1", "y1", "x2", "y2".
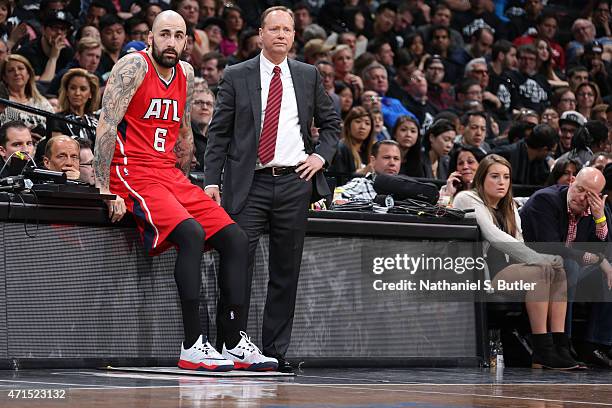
[
  {"x1": 472, "y1": 69, "x2": 488, "y2": 75},
  {"x1": 194, "y1": 100, "x2": 214, "y2": 108},
  {"x1": 560, "y1": 98, "x2": 576, "y2": 103}
]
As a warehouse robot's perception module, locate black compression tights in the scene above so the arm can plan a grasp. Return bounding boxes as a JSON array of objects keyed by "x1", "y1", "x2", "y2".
[{"x1": 168, "y1": 219, "x2": 247, "y2": 349}]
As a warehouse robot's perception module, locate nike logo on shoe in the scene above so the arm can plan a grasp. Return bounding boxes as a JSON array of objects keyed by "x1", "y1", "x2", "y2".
[{"x1": 227, "y1": 351, "x2": 245, "y2": 359}]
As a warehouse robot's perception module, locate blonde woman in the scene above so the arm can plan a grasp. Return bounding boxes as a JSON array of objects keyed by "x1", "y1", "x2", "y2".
[{"x1": 0, "y1": 54, "x2": 53, "y2": 133}]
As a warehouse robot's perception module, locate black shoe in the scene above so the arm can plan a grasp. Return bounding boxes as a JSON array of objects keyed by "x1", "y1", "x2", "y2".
[
  {"x1": 552, "y1": 333, "x2": 587, "y2": 370},
  {"x1": 531, "y1": 333, "x2": 580, "y2": 370},
  {"x1": 581, "y1": 349, "x2": 612, "y2": 368},
  {"x1": 267, "y1": 354, "x2": 294, "y2": 373}
]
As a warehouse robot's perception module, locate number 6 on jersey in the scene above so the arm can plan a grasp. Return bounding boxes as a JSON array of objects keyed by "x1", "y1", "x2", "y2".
[{"x1": 154, "y1": 128, "x2": 168, "y2": 152}]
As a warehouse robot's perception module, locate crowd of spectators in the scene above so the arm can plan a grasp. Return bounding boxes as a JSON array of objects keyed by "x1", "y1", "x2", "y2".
[{"x1": 1, "y1": 0, "x2": 612, "y2": 369}]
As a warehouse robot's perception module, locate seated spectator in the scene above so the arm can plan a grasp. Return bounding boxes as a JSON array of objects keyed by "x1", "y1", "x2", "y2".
[
  {"x1": 388, "y1": 66, "x2": 438, "y2": 132},
  {"x1": 592, "y1": 104, "x2": 610, "y2": 121},
  {"x1": 418, "y1": 3, "x2": 464, "y2": 51},
  {"x1": 453, "y1": 154, "x2": 577, "y2": 370},
  {"x1": 456, "y1": 111, "x2": 491, "y2": 154},
  {"x1": 464, "y1": 57, "x2": 503, "y2": 115},
  {"x1": 438, "y1": 145, "x2": 485, "y2": 205},
  {"x1": 451, "y1": 27, "x2": 494, "y2": 67},
  {"x1": 392, "y1": 115, "x2": 423, "y2": 177},
  {"x1": 489, "y1": 40, "x2": 517, "y2": 115},
  {"x1": 334, "y1": 140, "x2": 402, "y2": 202},
  {"x1": 192, "y1": 88, "x2": 214, "y2": 171},
  {"x1": 97, "y1": 14, "x2": 126, "y2": 77},
  {"x1": 454, "y1": 78, "x2": 483, "y2": 115},
  {"x1": 424, "y1": 55, "x2": 454, "y2": 111},
  {"x1": 51, "y1": 68, "x2": 100, "y2": 142},
  {"x1": 591, "y1": 0, "x2": 612, "y2": 38},
  {"x1": 0, "y1": 55, "x2": 54, "y2": 132},
  {"x1": 552, "y1": 87, "x2": 577, "y2": 116},
  {"x1": 576, "y1": 82, "x2": 602, "y2": 120},
  {"x1": 591, "y1": 152, "x2": 612, "y2": 172},
  {"x1": 15, "y1": 9, "x2": 74, "y2": 82},
  {"x1": 566, "y1": 19, "x2": 612, "y2": 63},
  {"x1": 78, "y1": 138, "x2": 95, "y2": 185},
  {"x1": 361, "y1": 62, "x2": 417, "y2": 130},
  {"x1": 125, "y1": 16, "x2": 149, "y2": 43},
  {"x1": 219, "y1": 4, "x2": 244, "y2": 57},
  {"x1": 513, "y1": 11, "x2": 565, "y2": 70},
  {"x1": 506, "y1": 44, "x2": 552, "y2": 114},
  {"x1": 303, "y1": 38, "x2": 333, "y2": 65},
  {"x1": 46, "y1": 37, "x2": 104, "y2": 97},
  {"x1": 226, "y1": 29, "x2": 261, "y2": 66},
  {"x1": 335, "y1": 81, "x2": 355, "y2": 120},
  {"x1": 421, "y1": 118, "x2": 454, "y2": 180},
  {"x1": 575, "y1": 41, "x2": 611, "y2": 99},
  {"x1": 493, "y1": 123, "x2": 557, "y2": 186},
  {"x1": 520, "y1": 167, "x2": 612, "y2": 368},
  {"x1": 201, "y1": 51, "x2": 225, "y2": 94},
  {"x1": 328, "y1": 106, "x2": 376, "y2": 186},
  {"x1": 556, "y1": 110, "x2": 587, "y2": 159},
  {"x1": 315, "y1": 60, "x2": 341, "y2": 114},
  {"x1": 0, "y1": 120, "x2": 34, "y2": 177},
  {"x1": 176, "y1": 0, "x2": 211, "y2": 66},
  {"x1": 558, "y1": 120, "x2": 610, "y2": 166},
  {"x1": 201, "y1": 17, "x2": 224, "y2": 54},
  {"x1": 535, "y1": 39, "x2": 568, "y2": 89},
  {"x1": 42, "y1": 134, "x2": 80, "y2": 180},
  {"x1": 404, "y1": 32, "x2": 428, "y2": 72},
  {"x1": 369, "y1": 107, "x2": 391, "y2": 142},
  {"x1": 332, "y1": 45, "x2": 363, "y2": 98},
  {"x1": 541, "y1": 107, "x2": 560, "y2": 132},
  {"x1": 546, "y1": 158, "x2": 582, "y2": 186},
  {"x1": 427, "y1": 25, "x2": 463, "y2": 84},
  {"x1": 567, "y1": 65, "x2": 590, "y2": 92}
]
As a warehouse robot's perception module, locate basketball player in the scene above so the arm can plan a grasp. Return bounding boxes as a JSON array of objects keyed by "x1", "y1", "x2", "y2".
[{"x1": 93, "y1": 11, "x2": 277, "y2": 372}]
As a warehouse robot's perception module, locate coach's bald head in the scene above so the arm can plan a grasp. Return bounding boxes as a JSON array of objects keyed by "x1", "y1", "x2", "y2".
[{"x1": 148, "y1": 11, "x2": 186, "y2": 69}]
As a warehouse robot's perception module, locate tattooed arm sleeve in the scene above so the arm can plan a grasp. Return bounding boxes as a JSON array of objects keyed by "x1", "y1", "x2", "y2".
[
  {"x1": 94, "y1": 53, "x2": 146, "y2": 192},
  {"x1": 175, "y1": 61, "x2": 195, "y2": 175}
]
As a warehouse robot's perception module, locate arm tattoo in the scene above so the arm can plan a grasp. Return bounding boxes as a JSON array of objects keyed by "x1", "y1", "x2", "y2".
[
  {"x1": 176, "y1": 62, "x2": 195, "y2": 175},
  {"x1": 94, "y1": 54, "x2": 146, "y2": 191}
]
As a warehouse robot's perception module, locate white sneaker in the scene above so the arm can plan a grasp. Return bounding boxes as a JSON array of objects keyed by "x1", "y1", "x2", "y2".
[
  {"x1": 222, "y1": 331, "x2": 278, "y2": 371},
  {"x1": 178, "y1": 335, "x2": 234, "y2": 371}
]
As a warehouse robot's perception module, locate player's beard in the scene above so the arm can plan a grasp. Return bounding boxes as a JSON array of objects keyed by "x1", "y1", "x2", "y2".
[{"x1": 151, "y1": 39, "x2": 180, "y2": 68}]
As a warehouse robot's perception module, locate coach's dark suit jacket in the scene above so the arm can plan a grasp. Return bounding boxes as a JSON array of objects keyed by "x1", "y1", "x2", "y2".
[
  {"x1": 204, "y1": 54, "x2": 340, "y2": 214},
  {"x1": 520, "y1": 184, "x2": 612, "y2": 262}
]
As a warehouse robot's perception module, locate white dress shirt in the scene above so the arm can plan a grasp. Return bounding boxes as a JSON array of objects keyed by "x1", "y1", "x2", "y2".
[{"x1": 258, "y1": 53, "x2": 309, "y2": 168}]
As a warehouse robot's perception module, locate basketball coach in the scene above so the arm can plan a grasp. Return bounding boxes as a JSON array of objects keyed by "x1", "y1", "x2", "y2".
[{"x1": 204, "y1": 6, "x2": 341, "y2": 372}]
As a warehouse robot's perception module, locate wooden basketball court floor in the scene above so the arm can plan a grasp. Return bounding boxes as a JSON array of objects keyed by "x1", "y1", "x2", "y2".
[{"x1": 0, "y1": 367, "x2": 611, "y2": 407}]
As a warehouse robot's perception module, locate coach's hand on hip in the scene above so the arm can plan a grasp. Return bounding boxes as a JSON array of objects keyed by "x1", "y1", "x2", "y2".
[
  {"x1": 296, "y1": 154, "x2": 324, "y2": 181},
  {"x1": 105, "y1": 195, "x2": 126, "y2": 222},
  {"x1": 205, "y1": 186, "x2": 222, "y2": 204}
]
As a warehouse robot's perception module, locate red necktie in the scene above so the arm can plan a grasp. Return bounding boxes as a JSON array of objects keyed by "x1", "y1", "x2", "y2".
[{"x1": 258, "y1": 65, "x2": 283, "y2": 165}]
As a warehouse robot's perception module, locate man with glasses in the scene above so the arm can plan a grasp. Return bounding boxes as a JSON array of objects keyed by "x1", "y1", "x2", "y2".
[
  {"x1": 556, "y1": 111, "x2": 587, "y2": 159},
  {"x1": 16, "y1": 10, "x2": 74, "y2": 81},
  {"x1": 192, "y1": 88, "x2": 215, "y2": 171},
  {"x1": 425, "y1": 55, "x2": 454, "y2": 111},
  {"x1": 464, "y1": 57, "x2": 502, "y2": 115}
]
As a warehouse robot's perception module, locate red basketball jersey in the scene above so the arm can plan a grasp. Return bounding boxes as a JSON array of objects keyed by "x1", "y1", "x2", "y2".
[{"x1": 112, "y1": 51, "x2": 187, "y2": 169}]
